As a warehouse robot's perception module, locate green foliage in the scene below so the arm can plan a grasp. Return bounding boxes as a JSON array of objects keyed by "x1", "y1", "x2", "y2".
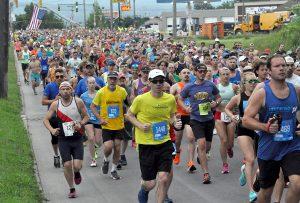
[
  {"x1": 13, "y1": 3, "x2": 64, "y2": 30},
  {"x1": 0, "y1": 48, "x2": 43, "y2": 202},
  {"x1": 194, "y1": 2, "x2": 214, "y2": 10},
  {"x1": 217, "y1": 1, "x2": 234, "y2": 9},
  {"x1": 87, "y1": 2, "x2": 110, "y2": 28}
]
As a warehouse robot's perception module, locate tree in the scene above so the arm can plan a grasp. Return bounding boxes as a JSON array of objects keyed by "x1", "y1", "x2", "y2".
[
  {"x1": 13, "y1": 3, "x2": 64, "y2": 30},
  {"x1": 87, "y1": 2, "x2": 110, "y2": 28},
  {"x1": 194, "y1": 1, "x2": 214, "y2": 10},
  {"x1": 217, "y1": 1, "x2": 234, "y2": 9}
]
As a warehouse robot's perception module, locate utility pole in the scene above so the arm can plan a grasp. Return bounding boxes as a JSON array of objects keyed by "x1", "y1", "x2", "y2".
[
  {"x1": 110, "y1": 0, "x2": 113, "y2": 30},
  {"x1": 133, "y1": 0, "x2": 136, "y2": 18},
  {"x1": 93, "y1": 0, "x2": 96, "y2": 28},
  {"x1": 172, "y1": 0, "x2": 177, "y2": 37},
  {"x1": 0, "y1": 0, "x2": 9, "y2": 98},
  {"x1": 83, "y1": 0, "x2": 87, "y2": 28},
  {"x1": 118, "y1": 2, "x2": 121, "y2": 24}
]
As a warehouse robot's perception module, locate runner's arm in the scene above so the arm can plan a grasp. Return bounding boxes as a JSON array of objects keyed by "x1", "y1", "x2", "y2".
[
  {"x1": 125, "y1": 109, "x2": 144, "y2": 130},
  {"x1": 242, "y1": 89, "x2": 268, "y2": 131},
  {"x1": 75, "y1": 98, "x2": 90, "y2": 126},
  {"x1": 224, "y1": 95, "x2": 239, "y2": 119},
  {"x1": 43, "y1": 101, "x2": 58, "y2": 134}
]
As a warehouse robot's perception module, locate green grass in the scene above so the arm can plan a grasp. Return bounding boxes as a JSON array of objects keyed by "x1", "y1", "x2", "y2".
[
  {"x1": 0, "y1": 48, "x2": 43, "y2": 202},
  {"x1": 176, "y1": 16, "x2": 300, "y2": 53}
]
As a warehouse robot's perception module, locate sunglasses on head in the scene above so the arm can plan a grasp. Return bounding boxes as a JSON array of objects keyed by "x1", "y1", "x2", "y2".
[
  {"x1": 151, "y1": 79, "x2": 165, "y2": 84},
  {"x1": 55, "y1": 75, "x2": 64, "y2": 79}
]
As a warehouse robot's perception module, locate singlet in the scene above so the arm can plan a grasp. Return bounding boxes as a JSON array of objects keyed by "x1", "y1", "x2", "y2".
[
  {"x1": 229, "y1": 70, "x2": 241, "y2": 85},
  {"x1": 238, "y1": 92, "x2": 249, "y2": 118},
  {"x1": 80, "y1": 91, "x2": 100, "y2": 124},
  {"x1": 258, "y1": 82, "x2": 300, "y2": 161},
  {"x1": 40, "y1": 57, "x2": 49, "y2": 72},
  {"x1": 218, "y1": 83, "x2": 235, "y2": 105},
  {"x1": 56, "y1": 97, "x2": 83, "y2": 138},
  {"x1": 176, "y1": 82, "x2": 190, "y2": 116},
  {"x1": 22, "y1": 51, "x2": 30, "y2": 64},
  {"x1": 135, "y1": 78, "x2": 147, "y2": 96}
]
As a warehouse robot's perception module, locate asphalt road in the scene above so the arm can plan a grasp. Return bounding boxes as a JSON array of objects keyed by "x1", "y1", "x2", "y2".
[{"x1": 15, "y1": 56, "x2": 282, "y2": 203}]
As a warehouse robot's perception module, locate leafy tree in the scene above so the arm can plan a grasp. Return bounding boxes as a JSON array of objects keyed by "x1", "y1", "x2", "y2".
[
  {"x1": 13, "y1": 3, "x2": 64, "y2": 30},
  {"x1": 87, "y1": 2, "x2": 110, "y2": 28},
  {"x1": 217, "y1": 1, "x2": 234, "y2": 9},
  {"x1": 194, "y1": 1, "x2": 214, "y2": 10}
]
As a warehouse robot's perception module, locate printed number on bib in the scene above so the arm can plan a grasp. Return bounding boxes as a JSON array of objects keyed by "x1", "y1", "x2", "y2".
[
  {"x1": 152, "y1": 121, "x2": 168, "y2": 141},
  {"x1": 273, "y1": 119, "x2": 294, "y2": 142},
  {"x1": 63, "y1": 121, "x2": 75, "y2": 137},
  {"x1": 198, "y1": 102, "x2": 211, "y2": 116},
  {"x1": 107, "y1": 106, "x2": 120, "y2": 119},
  {"x1": 221, "y1": 112, "x2": 231, "y2": 123},
  {"x1": 42, "y1": 65, "x2": 48, "y2": 71}
]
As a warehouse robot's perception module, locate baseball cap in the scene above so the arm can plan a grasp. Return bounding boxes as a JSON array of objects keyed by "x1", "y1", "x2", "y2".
[
  {"x1": 107, "y1": 71, "x2": 118, "y2": 78},
  {"x1": 148, "y1": 69, "x2": 165, "y2": 80},
  {"x1": 107, "y1": 60, "x2": 116, "y2": 66},
  {"x1": 40, "y1": 45, "x2": 45, "y2": 48},
  {"x1": 238, "y1": 56, "x2": 248, "y2": 62},
  {"x1": 215, "y1": 38, "x2": 220, "y2": 42},
  {"x1": 211, "y1": 55, "x2": 218, "y2": 59},
  {"x1": 285, "y1": 56, "x2": 294, "y2": 64},
  {"x1": 259, "y1": 54, "x2": 268, "y2": 59}
]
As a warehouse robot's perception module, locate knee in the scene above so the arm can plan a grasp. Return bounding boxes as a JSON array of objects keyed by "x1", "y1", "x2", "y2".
[
  {"x1": 290, "y1": 179, "x2": 300, "y2": 192},
  {"x1": 198, "y1": 140, "x2": 206, "y2": 151},
  {"x1": 63, "y1": 161, "x2": 72, "y2": 169},
  {"x1": 142, "y1": 180, "x2": 156, "y2": 191},
  {"x1": 73, "y1": 163, "x2": 82, "y2": 171},
  {"x1": 157, "y1": 173, "x2": 169, "y2": 185},
  {"x1": 244, "y1": 156, "x2": 255, "y2": 165}
]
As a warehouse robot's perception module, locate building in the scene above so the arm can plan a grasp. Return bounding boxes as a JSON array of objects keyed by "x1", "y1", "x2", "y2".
[{"x1": 159, "y1": 9, "x2": 235, "y2": 34}]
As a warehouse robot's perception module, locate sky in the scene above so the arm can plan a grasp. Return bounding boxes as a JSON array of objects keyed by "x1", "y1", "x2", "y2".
[{"x1": 13, "y1": 0, "x2": 227, "y2": 23}]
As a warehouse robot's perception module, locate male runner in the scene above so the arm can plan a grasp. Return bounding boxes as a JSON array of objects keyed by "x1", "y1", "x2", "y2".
[
  {"x1": 43, "y1": 81, "x2": 89, "y2": 198},
  {"x1": 28, "y1": 55, "x2": 41, "y2": 95}
]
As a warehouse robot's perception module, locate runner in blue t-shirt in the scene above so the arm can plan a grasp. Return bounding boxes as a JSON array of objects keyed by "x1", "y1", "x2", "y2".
[
  {"x1": 180, "y1": 63, "x2": 222, "y2": 184},
  {"x1": 80, "y1": 77, "x2": 102, "y2": 167}
]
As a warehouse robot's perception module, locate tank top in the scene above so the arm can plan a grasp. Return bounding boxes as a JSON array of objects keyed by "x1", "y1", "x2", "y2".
[
  {"x1": 218, "y1": 83, "x2": 235, "y2": 105},
  {"x1": 238, "y1": 92, "x2": 249, "y2": 118},
  {"x1": 229, "y1": 70, "x2": 241, "y2": 85},
  {"x1": 177, "y1": 82, "x2": 190, "y2": 116},
  {"x1": 258, "y1": 82, "x2": 300, "y2": 161},
  {"x1": 40, "y1": 57, "x2": 49, "y2": 71},
  {"x1": 135, "y1": 78, "x2": 147, "y2": 96},
  {"x1": 56, "y1": 97, "x2": 83, "y2": 138}
]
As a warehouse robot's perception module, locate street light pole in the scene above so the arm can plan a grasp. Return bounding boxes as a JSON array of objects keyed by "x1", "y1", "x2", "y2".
[
  {"x1": 83, "y1": 0, "x2": 87, "y2": 28},
  {"x1": 110, "y1": 0, "x2": 113, "y2": 30},
  {"x1": 172, "y1": 0, "x2": 177, "y2": 37}
]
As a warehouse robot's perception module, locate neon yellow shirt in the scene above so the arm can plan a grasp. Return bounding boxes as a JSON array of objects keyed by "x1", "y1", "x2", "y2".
[
  {"x1": 93, "y1": 85, "x2": 127, "y2": 130},
  {"x1": 130, "y1": 92, "x2": 176, "y2": 145}
]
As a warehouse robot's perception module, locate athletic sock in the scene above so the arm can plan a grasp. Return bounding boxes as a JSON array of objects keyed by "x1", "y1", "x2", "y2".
[
  {"x1": 111, "y1": 163, "x2": 117, "y2": 172},
  {"x1": 104, "y1": 156, "x2": 109, "y2": 162}
]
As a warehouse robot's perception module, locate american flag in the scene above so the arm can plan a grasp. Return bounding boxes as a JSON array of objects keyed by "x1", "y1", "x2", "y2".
[{"x1": 27, "y1": 5, "x2": 47, "y2": 30}]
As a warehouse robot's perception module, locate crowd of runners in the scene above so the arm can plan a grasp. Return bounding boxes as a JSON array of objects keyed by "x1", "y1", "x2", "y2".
[{"x1": 13, "y1": 28, "x2": 300, "y2": 203}]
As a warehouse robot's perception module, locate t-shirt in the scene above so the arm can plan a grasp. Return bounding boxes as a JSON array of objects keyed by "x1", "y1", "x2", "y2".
[
  {"x1": 286, "y1": 74, "x2": 300, "y2": 87},
  {"x1": 92, "y1": 85, "x2": 127, "y2": 130},
  {"x1": 129, "y1": 92, "x2": 176, "y2": 145},
  {"x1": 180, "y1": 80, "x2": 219, "y2": 122},
  {"x1": 44, "y1": 82, "x2": 59, "y2": 109},
  {"x1": 80, "y1": 91, "x2": 100, "y2": 124},
  {"x1": 75, "y1": 76, "x2": 105, "y2": 97}
]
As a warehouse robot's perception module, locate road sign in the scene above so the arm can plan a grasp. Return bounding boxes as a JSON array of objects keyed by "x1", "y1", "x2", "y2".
[
  {"x1": 113, "y1": 0, "x2": 127, "y2": 3},
  {"x1": 121, "y1": 4, "x2": 130, "y2": 11}
]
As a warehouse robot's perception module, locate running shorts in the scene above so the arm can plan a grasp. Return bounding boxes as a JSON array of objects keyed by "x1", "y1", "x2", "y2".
[{"x1": 189, "y1": 119, "x2": 215, "y2": 142}]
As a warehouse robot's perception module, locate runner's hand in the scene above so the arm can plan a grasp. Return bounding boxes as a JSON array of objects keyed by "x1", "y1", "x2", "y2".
[
  {"x1": 74, "y1": 122, "x2": 82, "y2": 131},
  {"x1": 185, "y1": 106, "x2": 192, "y2": 113},
  {"x1": 138, "y1": 123, "x2": 151, "y2": 133},
  {"x1": 296, "y1": 124, "x2": 300, "y2": 137},
  {"x1": 267, "y1": 118, "x2": 279, "y2": 134},
  {"x1": 100, "y1": 118, "x2": 108, "y2": 125},
  {"x1": 210, "y1": 101, "x2": 218, "y2": 108},
  {"x1": 174, "y1": 118, "x2": 182, "y2": 130},
  {"x1": 51, "y1": 128, "x2": 60, "y2": 136},
  {"x1": 231, "y1": 115, "x2": 240, "y2": 124}
]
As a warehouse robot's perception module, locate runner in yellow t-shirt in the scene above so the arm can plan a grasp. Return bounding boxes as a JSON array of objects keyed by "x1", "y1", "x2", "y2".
[
  {"x1": 126, "y1": 69, "x2": 182, "y2": 203},
  {"x1": 91, "y1": 71, "x2": 128, "y2": 180}
]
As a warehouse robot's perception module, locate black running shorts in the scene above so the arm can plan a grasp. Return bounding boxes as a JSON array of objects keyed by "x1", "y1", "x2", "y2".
[
  {"x1": 174, "y1": 115, "x2": 190, "y2": 131},
  {"x1": 138, "y1": 140, "x2": 173, "y2": 181},
  {"x1": 58, "y1": 137, "x2": 84, "y2": 163},
  {"x1": 189, "y1": 119, "x2": 215, "y2": 142},
  {"x1": 258, "y1": 150, "x2": 300, "y2": 189},
  {"x1": 21, "y1": 63, "x2": 28, "y2": 71},
  {"x1": 102, "y1": 129, "x2": 124, "y2": 143}
]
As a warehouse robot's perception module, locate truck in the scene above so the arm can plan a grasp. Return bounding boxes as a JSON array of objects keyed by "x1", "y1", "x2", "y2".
[{"x1": 234, "y1": 11, "x2": 290, "y2": 35}]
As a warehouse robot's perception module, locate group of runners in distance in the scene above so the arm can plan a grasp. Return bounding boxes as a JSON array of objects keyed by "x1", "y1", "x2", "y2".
[{"x1": 13, "y1": 28, "x2": 300, "y2": 203}]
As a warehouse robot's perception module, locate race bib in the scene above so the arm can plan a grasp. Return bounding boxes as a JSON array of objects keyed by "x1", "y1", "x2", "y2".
[
  {"x1": 42, "y1": 65, "x2": 48, "y2": 71},
  {"x1": 107, "y1": 105, "x2": 120, "y2": 119},
  {"x1": 221, "y1": 112, "x2": 231, "y2": 123},
  {"x1": 273, "y1": 119, "x2": 294, "y2": 142},
  {"x1": 88, "y1": 109, "x2": 97, "y2": 121},
  {"x1": 23, "y1": 54, "x2": 29, "y2": 60},
  {"x1": 62, "y1": 121, "x2": 75, "y2": 137},
  {"x1": 198, "y1": 102, "x2": 211, "y2": 116},
  {"x1": 184, "y1": 98, "x2": 190, "y2": 106},
  {"x1": 152, "y1": 121, "x2": 168, "y2": 141}
]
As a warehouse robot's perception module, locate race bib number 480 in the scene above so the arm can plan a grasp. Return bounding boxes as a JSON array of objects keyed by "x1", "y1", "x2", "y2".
[
  {"x1": 152, "y1": 121, "x2": 168, "y2": 141},
  {"x1": 62, "y1": 121, "x2": 75, "y2": 137}
]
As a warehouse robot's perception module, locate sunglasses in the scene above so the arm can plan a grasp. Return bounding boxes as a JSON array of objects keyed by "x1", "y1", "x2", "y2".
[
  {"x1": 142, "y1": 71, "x2": 149, "y2": 74},
  {"x1": 246, "y1": 79, "x2": 259, "y2": 84},
  {"x1": 151, "y1": 79, "x2": 165, "y2": 84},
  {"x1": 55, "y1": 75, "x2": 64, "y2": 79}
]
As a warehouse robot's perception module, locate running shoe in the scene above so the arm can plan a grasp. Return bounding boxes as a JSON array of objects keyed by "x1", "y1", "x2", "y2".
[
  {"x1": 90, "y1": 160, "x2": 97, "y2": 167},
  {"x1": 54, "y1": 156, "x2": 60, "y2": 168},
  {"x1": 117, "y1": 162, "x2": 122, "y2": 170},
  {"x1": 94, "y1": 150, "x2": 98, "y2": 160},
  {"x1": 203, "y1": 173, "x2": 211, "y2": 184},
  {"x1": 253, "y1": 173, "x2": 260, "y2": 193},
  {"x1": 249, "y1": 191, "x2": 257, "y2": 202},
  {"x1": 221, "y1": 163, "x2": 229, "y2": 174},
  {"x1": 239, "y1": 164, "x2": 246, "y2": 186},
  {"x1": 68, "y1": 188, "x2": 77, "y2": 198},
  {"x1": 102, "y1": 161, "x2": 109, "y2": 174},
  {"x1": 111, "y1": 170, "x2": 120, "y2": 180},
  {"x1": 74, "y1": 171, "x2": 82, "y2": 185},
  {"x1": 138, "y1": 188, "x2": 149, "y2": 203},
  {"x1": 164, "y1": 195, "x2": 174, "y2": 203},
  {"x1": 227, "y1": 148, "x2": 234, "y2": 158},
  {"x1": 187, "y1": 161, "x2": 197, "y2": 173},
  {"x1": 173, "y1": 153, "x2": 180, "y2": 165},
  {"x1": 120, "y1": 154, "x2": 127, "y2": 166}
]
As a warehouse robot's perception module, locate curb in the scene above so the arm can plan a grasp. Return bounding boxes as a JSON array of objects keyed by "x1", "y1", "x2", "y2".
[{"x1": 13, "y1": 51, "x2": 48, "y2": 202}]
